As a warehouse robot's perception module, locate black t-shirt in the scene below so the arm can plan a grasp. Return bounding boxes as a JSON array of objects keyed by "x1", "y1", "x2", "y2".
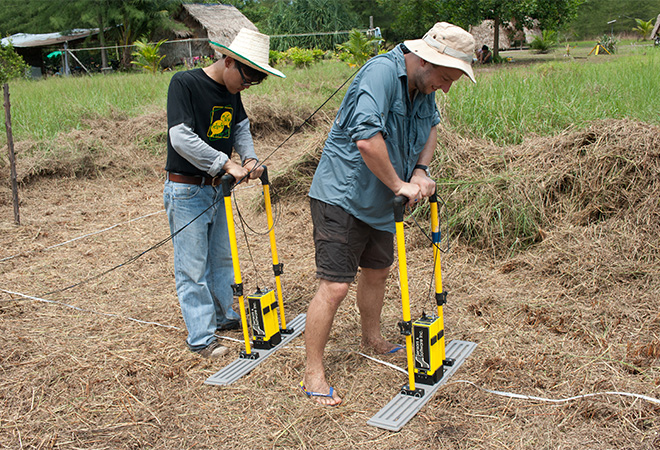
[{"x1": 165, "y1": 68, "x2": 248, "y2": 176}]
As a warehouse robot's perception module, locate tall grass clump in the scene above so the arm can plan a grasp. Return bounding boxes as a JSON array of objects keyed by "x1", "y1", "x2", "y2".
[
  {"x1": 444, "y1": 53, "x2": 659, "y2": 145},
  {"x1": 432, "y1": 119, "x2": 660, "y2": 256},
  {"x1": 2, "y1": 71, "x2": 174, "y2": 147}
]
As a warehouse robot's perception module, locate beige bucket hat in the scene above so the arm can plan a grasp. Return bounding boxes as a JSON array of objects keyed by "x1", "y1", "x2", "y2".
[
  {"x1": 210, "y1": 28, "x2": 285, "y2": 78},
  {"x1": 404, "y1": 22, "x2": 476, "y2": 83}
]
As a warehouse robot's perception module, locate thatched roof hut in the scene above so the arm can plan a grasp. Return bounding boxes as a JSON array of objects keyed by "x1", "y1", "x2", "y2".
[{"x1": 158, "y1": 3, "x2": 258, "y2": 68}]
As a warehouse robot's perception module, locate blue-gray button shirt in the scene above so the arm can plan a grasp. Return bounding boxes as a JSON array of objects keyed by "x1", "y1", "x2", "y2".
[{"x1": 309, "y1": 44, "x2": 441, "y2": 233}]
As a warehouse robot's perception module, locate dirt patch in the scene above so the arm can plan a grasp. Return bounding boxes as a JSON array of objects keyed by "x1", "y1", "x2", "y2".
[{"x1": 0, "y1": 113, "x2": 658, "y2": 449}]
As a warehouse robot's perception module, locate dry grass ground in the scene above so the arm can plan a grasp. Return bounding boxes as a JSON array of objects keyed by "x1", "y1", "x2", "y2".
[{"x1": 0, "y1": 106, "x2": 658, "y2": 449}]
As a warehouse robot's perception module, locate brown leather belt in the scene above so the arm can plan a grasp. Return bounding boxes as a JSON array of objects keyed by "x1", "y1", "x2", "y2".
[{"x1": 167, "y1": 172, "x2": 222, "y2": 187}]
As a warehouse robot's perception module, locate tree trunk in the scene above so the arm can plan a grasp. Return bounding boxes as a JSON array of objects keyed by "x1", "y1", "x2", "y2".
[
  {"x1": 493, "y1": 16, "x2": 500, "y2": 60},
  {"x1": 98, "y1": 13, "x2": 109, "y2": 72},
  {"x1": 3, "y1": 84, "x2": 20, "y2": 225}
]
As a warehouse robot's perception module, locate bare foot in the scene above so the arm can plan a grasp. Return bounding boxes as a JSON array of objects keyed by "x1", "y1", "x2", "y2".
[
  {"x1": 362, "y1": 336, "x2": 405, "y2": 357},
  {"x1": 301, "y1": 375, "x2": 342, "y2": 406}
]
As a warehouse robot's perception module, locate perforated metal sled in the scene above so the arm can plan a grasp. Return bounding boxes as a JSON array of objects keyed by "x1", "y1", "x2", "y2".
[
  {"x1": 367, "y1": 195, "x2": 476, "y2": 431},
  {"x1": 205, "y1": 169, "x2": 303, "y2": 386},
  {"x1": 205, "y1": 313, "x2": 306, "y2": 386},
  {"x1": 367, "y1": 339, "x2": 476, "y2": 431}
]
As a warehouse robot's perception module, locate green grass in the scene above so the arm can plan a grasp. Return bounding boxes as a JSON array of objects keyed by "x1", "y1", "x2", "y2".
[
  {"x1": 3, "y1": 71, "x2": 173, "y2": 146},
  {"x1": 0, "y1": 60, "x2": 356, "y2": 148},
  {"x1": 446, "y1": 50, "x2": 660, "y2": 144},
  {"x1": 2, "y1": 47, "x2": 658, "y2": 151},
  {"x1": 246, "y1": 59, "x2": 356, "y2": 116}
]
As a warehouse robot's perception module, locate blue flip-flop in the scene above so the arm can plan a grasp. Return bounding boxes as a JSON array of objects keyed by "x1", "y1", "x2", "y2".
[
  {"x1": 386, "y1": 345, "x2": 405, "y2": 354},
  {"x1": 299, "y1": 381, "x2": 340, "y2": 406}
]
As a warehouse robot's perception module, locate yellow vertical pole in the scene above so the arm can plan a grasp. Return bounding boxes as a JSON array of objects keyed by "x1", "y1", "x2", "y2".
[
  {"x1": 259, "y1": 167, "x2": 287, "y2": 331},
  {"x1": 394, "y1": 196, "x2": 416, "y2": 392},
  {"x1": 222, "y1": 175, "x2": 252, "y2": 356},
  {"x1": 429, "y1": 194, "x2": 446, "y2": 363}
]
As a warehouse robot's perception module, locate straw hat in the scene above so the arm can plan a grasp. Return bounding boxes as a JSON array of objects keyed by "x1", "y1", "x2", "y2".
[
  {"x1": 404, "y1": 22, "x2": 476, "y2": 83},
  {"x1": 210, "y1": 28, "x2": 285, "y2": 78}
]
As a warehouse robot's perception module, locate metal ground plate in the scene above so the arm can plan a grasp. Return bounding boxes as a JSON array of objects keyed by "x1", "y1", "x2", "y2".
[
  {"x1": 205, "y1": 313, "x2": 306, "y2": 386},
  {"x1": 367, "y1": 340, "x2": 477, "y2": 431}
]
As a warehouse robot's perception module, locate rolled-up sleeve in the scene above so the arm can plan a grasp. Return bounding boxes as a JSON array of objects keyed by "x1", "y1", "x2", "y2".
[{"x1": 341, "y1": 61, "x2": 397, "y2": 142}]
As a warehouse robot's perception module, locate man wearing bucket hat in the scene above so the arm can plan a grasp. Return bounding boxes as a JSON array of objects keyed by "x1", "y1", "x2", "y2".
[
  {"x1": 301, "y1": 22, "x2": 475, "y2": 405},
  {"x1": 164, "y1": 29, "x2": 285, "y2": 358}
]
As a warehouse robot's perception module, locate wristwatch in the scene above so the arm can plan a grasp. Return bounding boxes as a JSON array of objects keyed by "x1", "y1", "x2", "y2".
[{"x1": 414, "y1": 164, "x2": 431, "y2": 177}]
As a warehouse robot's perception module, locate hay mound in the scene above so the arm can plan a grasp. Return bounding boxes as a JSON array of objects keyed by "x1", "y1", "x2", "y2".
[
  {"x1": 0, "y1": 111, "x2": 167, "y2": 187},
  {"x1": 435, "y1": 119, "x2": 660, "y2": 254}
]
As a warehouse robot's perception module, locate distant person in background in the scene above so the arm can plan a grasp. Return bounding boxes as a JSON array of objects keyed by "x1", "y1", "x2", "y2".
[
  {"x1": 477, "y1": 44, "x2": 493, "y2": 63},
  {"x1": 164, "y1": 29, "x2": 284, "y2": 359}
]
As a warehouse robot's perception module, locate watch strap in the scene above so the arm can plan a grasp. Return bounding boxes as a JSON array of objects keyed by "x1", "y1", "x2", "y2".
[{"x1": 414, "y1": 164, "x2": 430, "y2": 176}]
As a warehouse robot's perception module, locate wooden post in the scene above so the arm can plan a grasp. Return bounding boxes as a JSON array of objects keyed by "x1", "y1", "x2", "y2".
[{"x1": 3, "y1": 83, "x2": 20, "y2": 225}]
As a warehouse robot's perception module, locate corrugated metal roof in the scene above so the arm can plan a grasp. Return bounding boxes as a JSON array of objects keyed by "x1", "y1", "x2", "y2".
[{"x1": 1, "y1": 28, "x2": 99, "y2": 48}]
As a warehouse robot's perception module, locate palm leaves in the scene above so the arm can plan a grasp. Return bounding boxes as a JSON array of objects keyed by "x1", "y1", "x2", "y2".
[
  {"x1": 632, "y1": 18, "x2": 655, "y2": 41},
  {"x1": 131, "y1": 39, "x2": 167, "y2": 74},
  {"x1": 335, "y1": 29, "x2": 380, "y2": 67}
]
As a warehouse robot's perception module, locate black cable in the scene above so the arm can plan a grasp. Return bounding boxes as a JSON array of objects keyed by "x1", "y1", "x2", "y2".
[
  {"x1": 232, "y1": 190, "x2": 266, "y2": 291},
  {"x1": 233, "y1": 184, "x2": 281, "y2": 237},
  {"x1": 407, "y1": 192, "x2": 452, "y2": 304}
]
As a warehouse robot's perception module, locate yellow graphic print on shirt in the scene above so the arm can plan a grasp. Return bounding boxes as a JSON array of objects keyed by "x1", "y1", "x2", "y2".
[{"x1": 207, "y1": 106, "x2": 233, "y2": 140}]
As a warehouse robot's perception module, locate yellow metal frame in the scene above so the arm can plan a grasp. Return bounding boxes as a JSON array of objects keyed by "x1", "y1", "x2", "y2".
[
  {"x1": 394, "y1": 194, "x2": 447, "y2": 393},
  {"x1": 429, "y1": 196, "x2": 446, "y2": 364},
  {"x1": 221, "y1": 167, "x2": 290, "y2": 357},
  {"x1": 222, "y1": 180, "x2": 253, "y2": 355},
  {"x1": 260, "y1": 168, "x2": 288, "y2": 331}
]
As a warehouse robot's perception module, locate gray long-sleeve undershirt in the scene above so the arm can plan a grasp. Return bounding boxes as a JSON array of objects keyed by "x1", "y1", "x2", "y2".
[{"x1": 169, "y1": 118, "x2": 258, "y2": 177}]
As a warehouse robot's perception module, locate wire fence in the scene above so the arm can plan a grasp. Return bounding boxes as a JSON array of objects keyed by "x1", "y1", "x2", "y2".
[{"x1": 48, "y1": 29, "x2": 373, "y2": 75}]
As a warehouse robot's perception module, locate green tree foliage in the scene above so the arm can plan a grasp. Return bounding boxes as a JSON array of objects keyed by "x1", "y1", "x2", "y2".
[
  {"x1": 107, "y1": 0, "x2": 180, "y2": 69},
  {"x1": 375, "y1": 0, "x2": 448, "y2": 43},
  {"x1": 0, "y1": 44, "x2": 29, "y2": 84},
  {"x1": 0, "y1": 0, "x2": 65, "y2": 34},
  {"x1": 568, "y1": 0, "x2": 660, "y2": 39},
  {"x1": 0, "y1": 0, "x2": 180, "y2": 70},
  {"x1": 219, "y1": 0, "x2": 281, "y2": 31},
  {"x1": 440, "y1": 0, "x2": 582, "y2": 58}
]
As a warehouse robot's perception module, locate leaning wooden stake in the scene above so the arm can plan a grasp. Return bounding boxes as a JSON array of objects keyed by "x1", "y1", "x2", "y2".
[{"x1": 3, "y1": 83, "x2": 20, "y2": 225}]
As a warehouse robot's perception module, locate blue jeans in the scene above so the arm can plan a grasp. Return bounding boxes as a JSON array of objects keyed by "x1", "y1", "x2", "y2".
[{"x1": 164, "y1": 180, "x2": 240, "y2": 351}]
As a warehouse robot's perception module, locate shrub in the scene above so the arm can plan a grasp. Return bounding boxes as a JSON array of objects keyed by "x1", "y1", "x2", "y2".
[
  {"x1": 632, "y1": 18, "x2": 654, "y2": 41},
  {"x1": 131, "y1": 39, "x2": 167, "y2": 74},
  {"x1": 0, "y1": 43, "x2": 29, "y2": 84},
  {"x1": 281, "y1": 47, "x2": 324, "y2": 68},
  {"x1": 335, "y1": 29, "x2": 381, "y2": 67},
  {"x1": 269, "y1": 50, "x2": 284, "y2": 67},
  {"x1": 599, "y1": 34, "x2": 617, "y2": 54},
  {"x1": 530, "y1": 30, "x2": 558, "y2": 54}
]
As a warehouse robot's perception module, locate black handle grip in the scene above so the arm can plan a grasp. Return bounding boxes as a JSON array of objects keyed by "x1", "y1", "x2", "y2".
[
  {"x1": 221, "y1": 173, "x2": 235, "y2": 197},
  {"x1": 259, "y1": 165, "x2": 269, "y2": 185},
  {"x1": 393, "y1": 195, "x2": 407, "y2": 222}
]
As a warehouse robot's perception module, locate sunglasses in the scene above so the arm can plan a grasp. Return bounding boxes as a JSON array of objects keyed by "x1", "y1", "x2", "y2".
[{"x1": 236, "y1": 63, "x2": 262, "y2": 87}]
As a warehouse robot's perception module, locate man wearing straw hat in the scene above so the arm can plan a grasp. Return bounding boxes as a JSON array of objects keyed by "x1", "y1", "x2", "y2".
[
  {"x1": 302, "y1": 22, "x2": 475, "y2": 405},
  {"x1": 164, "y1": 29, "x2": 285, "y2": 358}
]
